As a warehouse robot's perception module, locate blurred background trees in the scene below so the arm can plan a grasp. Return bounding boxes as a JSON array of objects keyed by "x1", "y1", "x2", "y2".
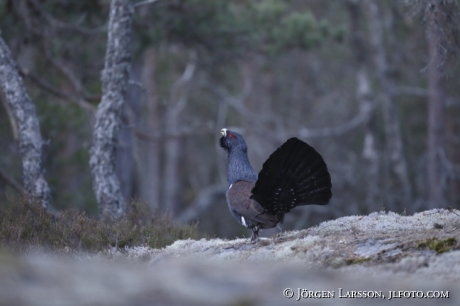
[{"x1": 0, "y1": 0, "x2": 459, "y2": 239}]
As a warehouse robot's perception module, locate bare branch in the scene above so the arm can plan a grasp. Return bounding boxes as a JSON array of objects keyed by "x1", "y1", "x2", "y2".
[
  {"x1": 210, "y1": 84, "x2": 276, "y2": 125},
  {"x1": 396, "y1": 86, "x2": 428, "y2": 97},
  {"x1": 208, "y1": 68, "x2": 372, "y2": 142},
  {"x1": 0, "y1": 95, "x2": 19, "y2": 139},
  {"x1": 134, "y1": 126, "x2": 215, "y2": 141},
  {"x1": 298, "y1": 103, "x2": 374, "y2": 139},
  {"x1": 20, "y1": 68, "x2": 96, "y2": 112},
  {"x1": 177, "y1": 184, "x2": 226, "y2": 223},
  {"x1": 25, "y1": 39, "x2": 102, "y2": 108},
  {"x1": 168, "y1": 51, "x2": 197, "y2": 115},
  {"x1": 43, "y1": 49, "x2": 99, "y2": 102},
  {"x1": 47, "y1": 56, "x2": 84, "y2": 94},
  {"x1": 0, "y1": 166, "x2": 26, "y2": 194},
  {"x1": 134, "y1": 0, "x2": 161, "y2": 8},
  {"x1": 439, "y1": 148, "x2": 460, "y2": 178},
  {"x1": 27, "y1": 0, "x2": 106, "y2": 35}
]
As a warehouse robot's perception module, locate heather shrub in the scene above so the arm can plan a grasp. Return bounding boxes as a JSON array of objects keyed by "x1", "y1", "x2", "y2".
[{"x1": 0, "y1": 197, "x2": 198, "y2": 252}]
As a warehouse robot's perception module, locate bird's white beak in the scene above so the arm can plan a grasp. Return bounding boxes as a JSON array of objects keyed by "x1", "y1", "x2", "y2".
[{"x1": 221, "y1": 128, "x2": 227, "y2": 136}]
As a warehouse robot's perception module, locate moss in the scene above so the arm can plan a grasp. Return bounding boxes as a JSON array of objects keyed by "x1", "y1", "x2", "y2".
[
  {"x1": 417, "y1": 238, "x2": 457, "y2": 254},
  {"x1": 0, "y1": 197, "x2": 199, "y2": 252},
  {"x1": 345, "y1": 257, "x2": 372, "y2": 265},
  {"x1": 323, "y1": 256, "x2": 372, "y2": 269}
]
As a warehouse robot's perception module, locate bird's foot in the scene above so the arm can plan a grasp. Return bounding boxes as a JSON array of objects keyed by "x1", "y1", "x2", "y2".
[{"x1": 250, "y1": 230, "x2": 259, "y2": 243}]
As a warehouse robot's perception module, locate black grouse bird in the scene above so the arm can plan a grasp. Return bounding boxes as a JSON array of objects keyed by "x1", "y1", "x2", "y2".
[{"x1": 219, "y1": 128, "x2": 332, "y2": 242}]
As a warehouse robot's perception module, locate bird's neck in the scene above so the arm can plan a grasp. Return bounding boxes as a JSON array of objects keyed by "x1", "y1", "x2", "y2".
[{"x1": 226, "y1": 149, "x2": 257, "y2": 186}]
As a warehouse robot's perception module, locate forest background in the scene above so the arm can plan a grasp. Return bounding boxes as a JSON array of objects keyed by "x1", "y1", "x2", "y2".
[{"x1": 0, "y1": 0, "x2": 459, "y2": 239}]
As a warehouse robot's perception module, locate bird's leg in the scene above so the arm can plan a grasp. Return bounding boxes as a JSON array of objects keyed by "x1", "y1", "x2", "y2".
[{"x1": 250, "y1": 227, "x2": 259, "y2": 243}]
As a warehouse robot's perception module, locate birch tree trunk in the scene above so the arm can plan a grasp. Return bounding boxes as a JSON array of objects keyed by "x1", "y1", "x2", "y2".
[
  {"x1": 364, "y1": 0, "x2": 412, "y2": 210},
  {"x1": 89, "y1": 0, "x2": 133, "y2": 220},
  {"x1": 425, "y1": 0, "x2": 447, "y2": 208},
  {"x1": 0, "y1": 34, "x2": 51, "y2": 208}
]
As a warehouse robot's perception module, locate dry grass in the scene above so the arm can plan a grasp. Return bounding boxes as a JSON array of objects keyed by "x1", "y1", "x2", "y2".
[{"x1": 0, "y1": 197, "x2": 199, "y2": 252}]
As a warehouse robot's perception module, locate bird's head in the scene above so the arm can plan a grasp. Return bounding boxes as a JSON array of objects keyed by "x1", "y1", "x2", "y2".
[{"x1": 219, "y1": 128, "x2": 248, "y2": 153}]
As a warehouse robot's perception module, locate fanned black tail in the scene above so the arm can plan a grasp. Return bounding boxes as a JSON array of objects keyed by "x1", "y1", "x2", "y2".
[{"x1": 250, "y1": 138, "x2": 332, "y2": 216}]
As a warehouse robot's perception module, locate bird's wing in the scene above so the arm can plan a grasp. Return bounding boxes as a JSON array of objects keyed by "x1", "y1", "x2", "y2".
[
  {"x1": 226, "y1": 180, "x2": 279, "y2": 228},
  {"x1": 251, "y1": 137, "x2": 332, "y2": 216}
]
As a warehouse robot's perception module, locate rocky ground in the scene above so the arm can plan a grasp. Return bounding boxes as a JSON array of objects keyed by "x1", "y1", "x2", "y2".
[{"x1": 1, "y1": 209, "x2": 460, "y2": 305}]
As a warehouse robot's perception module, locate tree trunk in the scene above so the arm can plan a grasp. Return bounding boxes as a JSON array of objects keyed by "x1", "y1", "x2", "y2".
[
  {"x1": 0, "y1": 34, "x2": 51, "y2": 208},
  {"x1": 116, "y1": 105, "x2": 135, "y2": 202},
  {"x1": 364, "y1": 0, "x2": 412, "y2": 210},
  {"x1": 89, "y1": 0, "x2": 133, "y2": 220},
  {"x1": 138, "y1": 48, "x2": 161, "y2": 209},
  {"x1": 163, "y1": 121, "x2": 183, "y2": 214},
  {"x1": 425, "y1": 0, "x2": 447, "y2": 208},
  {"x1": 162, "y1": 53, "x2": 196, "y2": 214},
  {"x1": 347, "y1": 0, "x2": 380, "y2": 212}
]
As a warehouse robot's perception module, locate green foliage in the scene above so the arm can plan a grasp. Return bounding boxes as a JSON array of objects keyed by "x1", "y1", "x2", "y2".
[
  {"x1": 142, "y1": 0, "x2": 253, "y2": 57},
  {"x1": 141, "y1": 0, "x2": 343, "y2": 58},
  {"x1": 272, "y1": 12, "x2": 323, "y2": 51},
  {"x1": 252, "y1": 0, "x2": 287, "y2": 24},
  {"x1": 0, "y1": 197, "x2": 199, "y2": 252},
  {"x1": 35, "y1": 101, "x2": 95, "y2": 212}
]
